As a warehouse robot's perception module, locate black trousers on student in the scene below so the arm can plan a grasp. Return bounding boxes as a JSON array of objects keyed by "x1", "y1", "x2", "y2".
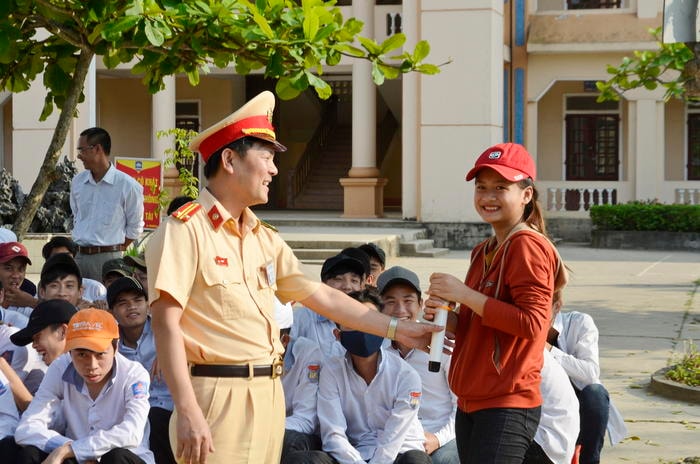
[
  {"x1": 0, "y1": 436, "x2": 20, "y2": 462},
  {"x1": 149, "y1": 406, "x2": 177, "y2": 464},
  {"x1": 284, "y1": 449, "x2": 432, "y2": 464},
  {"x1": 17, "y1": 445, "x2": 146, "y2": 464}
]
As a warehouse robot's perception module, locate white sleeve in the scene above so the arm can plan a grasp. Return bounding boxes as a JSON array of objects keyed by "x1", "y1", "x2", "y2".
[
  {"x1": 285, "y1": 341, "x2": 321, "y2": 435},
  {"x1": 15, "y1": 362, "x2": 70, "y2": 452},
  {"x1": 70, "y1": 366, "x2": 151, "y2": 461},
  {"x1": 317, "y1": 366, "x2": 365, "y2": 464},
  {"x1": 0, "y1": 372, "x2": 19, "y2": 438},
  {"x1": 551, "y1": 313, "x2": 600, "y2": 389},
  {"x1": 370, "y1": 369, "x2": 423, "y2": 464},
  {"x1": 124, "y1": 178, "x2": 144, "y2": 240}
]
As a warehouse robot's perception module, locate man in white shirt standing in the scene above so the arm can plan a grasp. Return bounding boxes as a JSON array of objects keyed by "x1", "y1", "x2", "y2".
[
  {"x1": 378, "y1": 266, "x2": 459, "y2": 464},
  {"x1": 70, "y1": 127, "x2": 144, "y2": 281}
]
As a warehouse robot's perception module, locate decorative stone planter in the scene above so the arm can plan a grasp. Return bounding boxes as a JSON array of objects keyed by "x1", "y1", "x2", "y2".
[
  {"x1": 650, "y1": 366, "x2": 700, "y2": 404},
  {"x1": 591, "y1": 230, "x2": 700, "y2": 251}
]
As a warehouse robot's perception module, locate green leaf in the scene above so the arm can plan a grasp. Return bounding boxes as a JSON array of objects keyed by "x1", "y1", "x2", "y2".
[
  {"x1": 359, "y1": 36, "x2": 381, "y2": 56},
  {"x1": 377, "y1": 63, "x2": 399, "y2": 80},
  {"x1": 412, "y1": 40, "x2": 430, "y2": 62},
  {"x1": 186, "y1": 69, "x2": 200, "y2": 86},
  {"x1": 334, "y1": 44, "x2": 365, "y2": 58},
  {"x1": 39, "y1": 94, "x2": 54, "y2": 121},
  {"x1": 44, "y1": 63, "x2": 71, "y2": 96},
  {"x1": 643, "y1": 80, "x2": 658, "y2": 90},
  {"x1": 145, "y1": 21, "x2": 165, "y2": 46},
  {"x1": 275, "y1": 77, "x2": 302, "y2": 100},
  {"x1": 306, "y1": 71, "x2": 332, "y2": 99},
  {"x1": 371, "y1": 61, "x2": 385, "y2": 85},
  {"x1": 415, "y1": 63, "x2": 440, "y2": 75},
  {"x1": 303, "y1": 9, "x2": 320, "y2": 41},
  {"x1": 380, "y1": 33, "x2": 405, "y2": 54},
  {"x1": 102, "y1": 16, "x2": 141, "y2": 41},
  {"x1": 253, "y1": 12, "x2": 275, "y2": 39}
]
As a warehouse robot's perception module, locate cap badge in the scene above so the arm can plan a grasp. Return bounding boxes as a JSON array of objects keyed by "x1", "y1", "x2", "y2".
[
  {"x1": 488, "y1": 151, "x2": 502, "y2": 160},
  {"x1": 267, "y1": 107, "x2": 273, "y2": 123}
]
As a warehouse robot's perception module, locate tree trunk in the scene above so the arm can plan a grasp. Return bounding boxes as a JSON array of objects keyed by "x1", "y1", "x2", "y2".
[
  {"x1": 12, "y1": 48, "x2": 95, "y2": 241},
  {"x1": 683, "y1": 43, "x2": 700, "y2": 98}
]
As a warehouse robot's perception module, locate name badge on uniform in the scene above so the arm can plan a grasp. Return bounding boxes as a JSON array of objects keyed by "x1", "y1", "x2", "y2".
[{"x1": 265, "y1": 261, "x2": 276, "y2": 286}]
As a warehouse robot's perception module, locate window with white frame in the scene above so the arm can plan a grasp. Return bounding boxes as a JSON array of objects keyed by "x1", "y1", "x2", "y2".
[
  {"x1": 564, "y1": 95, "x2": 620, "y2": 181},
  {"x1": 687, "y1": 103, "x2": 700, "y2": 180},
  {"x1": 567, "y1": 0, "x2": 622, "y2": 8}
]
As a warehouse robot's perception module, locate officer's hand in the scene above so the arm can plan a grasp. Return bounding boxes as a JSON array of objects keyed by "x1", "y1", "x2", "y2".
[{"x1": 176, "y1": 407, "x2": 215, "y2": 464}]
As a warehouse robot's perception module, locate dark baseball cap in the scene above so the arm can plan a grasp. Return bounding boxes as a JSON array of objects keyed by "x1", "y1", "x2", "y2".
[
  {"x1": 359, "y1": 243, "x2": 386, "y2": 267},
  {"x1": 41, "y1": 253, "x2": 82, "y2": 285},
  {"x1": 321, "y1": 253, "x2": 366, "y2": 282},
  {"x1": 123, "y1": 253, "x2": 146, "y2": 271},
  {"x1": 102, "y1": 258, "x2": 132, "y2": 280},
  {"x1": 377, "y1": 266, "x2": 421, "y2": 295},
  {"x1": 10, "y1": 299, "x2": 77, "y2": 346},
  {"x1": 339, "y1": 247, "x2": 371, "y2": 276},
  {"x1": 107, "y1": 276, "x2": 147, "y2": 309}
]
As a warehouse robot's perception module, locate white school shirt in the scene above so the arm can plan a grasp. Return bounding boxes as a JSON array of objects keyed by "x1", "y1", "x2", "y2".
[
  {"x1": 291, "y1": 307, "x2": 345, "y2": 359},
  {"x1": 551, "y1": 311, "x2": 628, "y2": 445},
  {"x1": 15, "y1": 352, "x2": 154, "y2": 464},
  {"x1": 70, "y1": 163, "x2": 144, "y2": 246},
  {"x1": 81, "y1": 278, "x2": 107, "y2": 303},
  {"x1": 282, "y1": 336, "x2": 322, "y2": 434},
  {"x1": 536, "y1": 349, "x2": 580, "y2": 464},
  {"x1": 0, "y1": 325, "x2": 46, "y2": 393},
  {"x1": 318, "y1": 347, "x2": 425, "y2": 464},
  {"x1": 0, "y1": 370, "x2": 19, "y2": 438},
  {"x1": 1, "y1": 307, "x2": 30, "y2": 327},
  {"x1": 385, "y1": 344, "x2": 457, "y2": 447}
]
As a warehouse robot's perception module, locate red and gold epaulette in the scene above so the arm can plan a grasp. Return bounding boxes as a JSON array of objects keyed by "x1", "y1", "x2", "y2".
[{"x1": 171, "y1": 202, "x2": 201, "y2": 222}]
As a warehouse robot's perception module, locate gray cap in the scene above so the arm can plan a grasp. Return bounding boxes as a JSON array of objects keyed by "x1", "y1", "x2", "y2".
[{"x1": 377, "y1": 266, "x2": 421, "y2": 295}]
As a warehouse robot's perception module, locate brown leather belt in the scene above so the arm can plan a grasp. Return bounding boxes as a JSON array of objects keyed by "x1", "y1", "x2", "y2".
[
  {"x1": 77, "y1": 244, "x2": 126, "y2": 255},
  {"x1": 191, "y1": 361, "x2": 284, "y2": 379}
]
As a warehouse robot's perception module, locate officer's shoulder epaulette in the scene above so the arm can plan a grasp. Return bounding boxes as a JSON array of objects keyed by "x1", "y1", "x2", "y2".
[
  {"x1": 171, "y1": 202, "x2": 201, "y2": 222},
  {"x1": 260, "y1": 220, "x2": 278, "y2": 232}
]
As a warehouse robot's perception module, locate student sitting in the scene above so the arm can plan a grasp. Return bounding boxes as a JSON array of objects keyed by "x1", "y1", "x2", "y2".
[
  {"x1": 378, "y1": 266, "x2": 458, "y2": 464},
  {"x1": 0, "y1": 243, "x2": 35, "y2": 324},
  {"x1": 292, "y1": 289, "x2": 430, "y2": 464},
  {"x1": 14, "y1": 308, "x2": 154, "y2": 464},
  {"x1": 42, "y1": 237, "x2": 107, "y2": 304},
  {"x1": 107, "y1": 277, "x2": 175, "y2": 464},
  {"x1": 277, "y1": 299, "x2": 323, "y2": 464}
]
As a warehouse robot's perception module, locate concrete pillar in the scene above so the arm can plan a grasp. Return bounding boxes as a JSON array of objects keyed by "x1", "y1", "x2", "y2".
[
  {"x1": 341, "y1": 0, "x2": 386, "y2": 218},
  {"x1": 626, "y1": 88, "x2": 666, "y2": 202},
  {"x1": 151, "y1": 76, "x2": 180, "y2": 202},
  {"x1": 401, "y1": 0, "x2": 420, "y2": 220}
]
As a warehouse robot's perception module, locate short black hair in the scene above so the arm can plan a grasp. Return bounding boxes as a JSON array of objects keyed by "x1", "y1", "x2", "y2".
[
  {"x1": 166, "y1": 195, "x2": 196, "y2": 215},
  {"x1": 80, "y1": 127, "x2": 111, "y2": 155},
  {"x1": 42, "y1": 236, "x2": 78, "y2": 260},
  {"x1": 203, "y1": 137, "x2": 256, "y2": 179}
]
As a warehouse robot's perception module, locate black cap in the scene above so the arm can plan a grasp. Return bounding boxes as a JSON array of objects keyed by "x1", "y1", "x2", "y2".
[
  {"x1": 10, "y1": 299, "x2": 77, "y2": 346},
  {"x1": 107, "y1": 276, "x2": 147, "y2": 309},
  {"x1": 102, "y1": 258, "x2": 132, "y2": 280},
  {"x1": 40, "y1": 253, "x2": 81, "y2": 285},
  {"x1": 321, "y1": 253, "x2": 366, "y2": 281},
  {"x1": 339, "y1": 247, "x2": 371, "y2": 276},
  {"x1": 359, "y1": 243, "x2": 386, "y2": 267},
  {"x1": 377, "y1": 266, "x2": 421, "y2": 295},
  {"x1": 123, "y1": 254, "x2": 146, "y2": 271}
]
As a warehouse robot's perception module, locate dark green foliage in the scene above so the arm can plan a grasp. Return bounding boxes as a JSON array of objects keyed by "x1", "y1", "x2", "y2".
[{"x1": 590, "y1": 201, "x2": 700, "y2": 232}]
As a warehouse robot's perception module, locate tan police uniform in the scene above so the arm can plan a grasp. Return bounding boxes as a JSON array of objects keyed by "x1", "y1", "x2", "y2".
[{"x1": 146, "y1": 187, "x2": 319, "y2": 463}]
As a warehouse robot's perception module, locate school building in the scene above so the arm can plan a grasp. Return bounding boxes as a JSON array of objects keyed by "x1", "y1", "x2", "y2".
[{"x1": 1, "y1": 1, "x2": 698, "y2": 242}]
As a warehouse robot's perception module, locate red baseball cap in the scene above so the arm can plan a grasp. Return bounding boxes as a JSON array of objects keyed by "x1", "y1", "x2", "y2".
[
  {"x1": 0, "y1": 242, "x2": 32, "y2": 265},
  {"x1": 465, "y1": 143, "x2": 537, "y2": 182}
]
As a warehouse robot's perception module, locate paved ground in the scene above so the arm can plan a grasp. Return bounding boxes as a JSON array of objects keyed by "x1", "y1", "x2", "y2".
[{"x1": 298, "y1": 244, "x2": 700, "y2": 464}]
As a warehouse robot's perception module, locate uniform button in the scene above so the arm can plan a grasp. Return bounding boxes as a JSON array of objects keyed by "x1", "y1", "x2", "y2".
[{"x1": 223, "y1": 279, "x2": 229, "y2": 285}]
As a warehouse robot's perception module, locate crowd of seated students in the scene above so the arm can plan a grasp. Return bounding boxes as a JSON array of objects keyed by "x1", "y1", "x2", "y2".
[{"x1": 0, "y1": 231, "x2": 623, "y2": 464}]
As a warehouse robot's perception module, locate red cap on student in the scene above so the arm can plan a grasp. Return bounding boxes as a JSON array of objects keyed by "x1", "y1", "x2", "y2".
[
  {"x1": 465, "y1": 143, "x2": 537, "y2": 182},
  {"x1": 189, "y1": 91, "x2": 287, "y2": 162},
  {"x1": 0, "y1": 242, "x2": 31, "y2": 265}
]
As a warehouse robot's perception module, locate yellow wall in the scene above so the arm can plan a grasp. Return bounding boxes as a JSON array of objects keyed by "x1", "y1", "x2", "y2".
[{"x1": 97, "y1": 77, "x2": 151, "y2": 158}]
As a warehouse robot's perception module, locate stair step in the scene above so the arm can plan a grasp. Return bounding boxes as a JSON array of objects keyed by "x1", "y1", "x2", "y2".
[{"x1": 399, "y1": 239, "x2": 450, "y2": 257}]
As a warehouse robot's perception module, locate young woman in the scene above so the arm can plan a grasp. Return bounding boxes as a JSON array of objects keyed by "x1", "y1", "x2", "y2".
[{"x1": 426, "y1": 143, "x2": 567, "y2": 464}]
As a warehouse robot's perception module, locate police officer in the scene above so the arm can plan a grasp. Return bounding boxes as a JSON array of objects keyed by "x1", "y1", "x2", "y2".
[{"x1": 146, "y1": 91, "x2": 440, "y2": 464}]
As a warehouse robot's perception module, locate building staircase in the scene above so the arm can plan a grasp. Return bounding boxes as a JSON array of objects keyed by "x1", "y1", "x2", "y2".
[{"x1": 289, "y1": 125, "x2": 352, "y2": 210}]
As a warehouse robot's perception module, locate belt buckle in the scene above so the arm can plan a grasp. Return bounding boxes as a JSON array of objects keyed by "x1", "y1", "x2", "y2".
[{"x1": 271, "y1": 358, "x2": 284, "y2": 379}]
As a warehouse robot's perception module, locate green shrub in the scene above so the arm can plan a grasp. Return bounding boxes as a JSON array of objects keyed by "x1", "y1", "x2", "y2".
[
  {"x1": 590, "y1": 202, "x2": 700, "y2": 232},
  {"x1": 666, "y1": 340, "x2": 700, "y2": 387}
]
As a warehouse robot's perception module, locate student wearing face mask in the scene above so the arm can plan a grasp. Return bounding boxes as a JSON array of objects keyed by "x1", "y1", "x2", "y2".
[{"x1": 290, "y1": 289, "x2": 430, "y2": 464}]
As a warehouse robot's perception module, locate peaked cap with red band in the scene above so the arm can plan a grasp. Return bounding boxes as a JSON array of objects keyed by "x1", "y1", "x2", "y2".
[{"x1": 189, "y1": 91, "x2": 287, "y2": 162}]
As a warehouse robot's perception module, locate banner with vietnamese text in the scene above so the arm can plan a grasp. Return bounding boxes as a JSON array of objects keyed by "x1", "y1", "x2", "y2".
[{"x1": 115, "y1": 158, "x2": 162, "y2": 229}]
